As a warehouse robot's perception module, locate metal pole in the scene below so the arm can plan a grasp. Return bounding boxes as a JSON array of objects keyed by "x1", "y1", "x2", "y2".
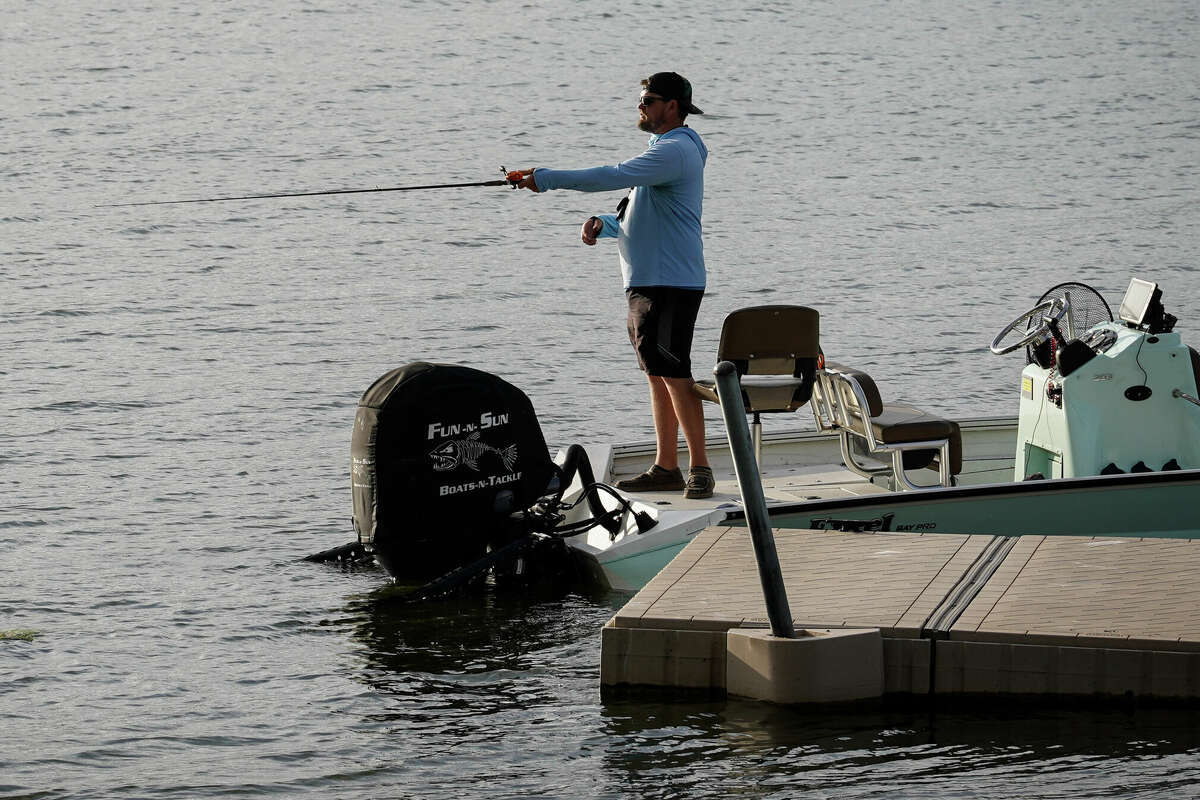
[{"x1": 713, "y1": 361, "x2": 795, "y2": 638}]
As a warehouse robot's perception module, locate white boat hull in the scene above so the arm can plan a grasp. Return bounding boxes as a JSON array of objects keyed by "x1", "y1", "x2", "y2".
[{"x1": 557, "y1": 416, "x2": 1200, "y2": 592}]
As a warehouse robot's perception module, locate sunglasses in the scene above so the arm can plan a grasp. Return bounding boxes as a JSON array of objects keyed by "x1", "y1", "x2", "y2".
[{"x1": 638, "y1": 95, "x2": 666, "y2": 108}]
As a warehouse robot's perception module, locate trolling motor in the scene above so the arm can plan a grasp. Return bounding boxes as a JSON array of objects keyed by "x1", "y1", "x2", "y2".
[
  {"x1": 306, "y1": 362, "x2": 653, "y2": 599},
  {"x1": 991, "y1": 278, "x2": 1200, "y2": 480}
]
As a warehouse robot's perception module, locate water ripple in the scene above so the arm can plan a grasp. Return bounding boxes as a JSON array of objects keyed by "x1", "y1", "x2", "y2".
[{"x1": 4, "y1": 1, "x2": 1200, "y2": 798}]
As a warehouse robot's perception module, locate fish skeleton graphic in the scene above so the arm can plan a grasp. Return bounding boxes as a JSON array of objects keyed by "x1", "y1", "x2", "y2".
[{"x1": 429, "y1": 432, "x2": 518, "y2": 472}]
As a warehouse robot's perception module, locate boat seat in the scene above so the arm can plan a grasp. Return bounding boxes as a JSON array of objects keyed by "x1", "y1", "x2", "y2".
[
  {"x1": 693, "y1": 305, "x2": 820, "y2": 463},
  {"x1": 811, "y1": 364, "x2": 962, "y2": 490}
]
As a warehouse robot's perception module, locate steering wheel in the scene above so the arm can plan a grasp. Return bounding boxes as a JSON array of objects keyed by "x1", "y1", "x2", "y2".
[{"x1": 990, "y1": 298, "x2": 1068, "y2": 355}]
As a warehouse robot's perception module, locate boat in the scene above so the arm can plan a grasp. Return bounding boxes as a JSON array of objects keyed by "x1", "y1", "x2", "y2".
[
  {"x1": 548, "y1": 276, "x2": 1200, "y2": 590},
  {"x1": 314, "y1": 276, "x2": 1200, "y2": 597}
]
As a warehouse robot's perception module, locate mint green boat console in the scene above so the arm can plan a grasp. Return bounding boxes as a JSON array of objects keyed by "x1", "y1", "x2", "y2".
[{"x1": 992, "y1": 279, "x2": 1200, "y2": 480}]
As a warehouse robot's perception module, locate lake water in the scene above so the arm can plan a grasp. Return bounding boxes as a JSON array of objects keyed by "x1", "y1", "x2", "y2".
[{"x1": 4, "y1": 1, "x2": 1200, "y2": 797}]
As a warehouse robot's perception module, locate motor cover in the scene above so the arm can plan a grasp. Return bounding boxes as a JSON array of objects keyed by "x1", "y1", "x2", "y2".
[{"x1": 351, "y1": 362, "x2": 555, "y2": 579}]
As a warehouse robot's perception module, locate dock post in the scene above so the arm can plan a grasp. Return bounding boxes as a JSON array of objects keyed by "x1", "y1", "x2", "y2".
[{"x1": 713, "y1": 361, "x2": 795, "y2": 639}]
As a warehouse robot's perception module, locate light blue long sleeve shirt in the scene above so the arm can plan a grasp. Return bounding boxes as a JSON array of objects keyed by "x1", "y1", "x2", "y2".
[{"x1": 532, "y1": 126, "x2": 707, "y2": 289}]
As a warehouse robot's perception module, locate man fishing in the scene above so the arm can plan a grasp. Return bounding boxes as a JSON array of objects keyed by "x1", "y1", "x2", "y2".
[{"x1": 515, "y1": 72, "x2": 713, "y2": 499}]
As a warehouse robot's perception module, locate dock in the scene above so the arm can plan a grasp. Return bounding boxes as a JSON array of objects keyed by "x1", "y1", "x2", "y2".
[{"x1": 601, "y1": 525, "x2": 1200, "y2": 702}]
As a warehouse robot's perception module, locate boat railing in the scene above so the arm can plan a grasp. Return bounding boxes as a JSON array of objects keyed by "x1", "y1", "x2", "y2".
[{"x1": 811, "y1": 365, "x2": 960, "y2": 490}]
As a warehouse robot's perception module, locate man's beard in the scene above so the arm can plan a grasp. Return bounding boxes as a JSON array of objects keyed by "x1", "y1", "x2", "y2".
[{"x1": 637, "y1": 116, "x2": 654, "y2": 132}]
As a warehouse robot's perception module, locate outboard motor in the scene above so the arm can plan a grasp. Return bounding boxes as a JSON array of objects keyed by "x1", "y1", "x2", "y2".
[{"x1": 351, "y1": 362, "x2": 558, "y2": 580}]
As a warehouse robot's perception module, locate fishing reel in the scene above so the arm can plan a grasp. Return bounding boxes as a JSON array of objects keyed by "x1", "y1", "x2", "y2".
[{"x1": 501, "y1": 166, "x2": 525, "y2": 187}]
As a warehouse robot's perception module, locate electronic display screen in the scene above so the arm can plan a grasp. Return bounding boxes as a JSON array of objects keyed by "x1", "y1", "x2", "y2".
[{"x1": 1118, "y1": 278, "x2": 1157, "y2": 325}]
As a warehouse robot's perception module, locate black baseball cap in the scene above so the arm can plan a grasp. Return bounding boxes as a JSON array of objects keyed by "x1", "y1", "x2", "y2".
[{"x1": 642, "y1": 72, "x2": 703, "y2": 115}]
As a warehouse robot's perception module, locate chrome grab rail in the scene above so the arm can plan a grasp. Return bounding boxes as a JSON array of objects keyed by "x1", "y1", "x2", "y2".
[
  {"x1": 1173, "y1": 388, "x2": 1200, "y2": 408},
  {"x1": 810, "y1": 367, "x2": 953, "y2": 490}
]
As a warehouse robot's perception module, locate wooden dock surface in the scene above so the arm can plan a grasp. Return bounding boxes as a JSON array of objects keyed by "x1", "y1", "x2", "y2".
[{"x1": 602, "y1": 526, "x2": 1200, "y2": 699}]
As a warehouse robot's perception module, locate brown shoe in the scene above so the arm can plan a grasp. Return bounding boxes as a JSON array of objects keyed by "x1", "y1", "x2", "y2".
[
  {"x1": 685, "y1": 466, "x2": 715, "y2": 499},
  {"x1": 615, "y1": 464, "x2": 685, "y2": 492}
]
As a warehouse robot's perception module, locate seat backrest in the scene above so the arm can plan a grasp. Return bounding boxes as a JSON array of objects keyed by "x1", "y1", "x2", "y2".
[
  {"x1": 714, "y1": 305, "x2": 820, "y2": 413},
  {"x1": 822, "y1": 364, "x2": 884, "y2": 418},
  {"x1": 717, "y1": 305, "x2": 820, "y2": 376}
]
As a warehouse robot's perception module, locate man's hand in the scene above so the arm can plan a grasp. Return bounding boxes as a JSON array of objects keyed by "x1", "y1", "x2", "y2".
[
  {"x1": 515, "y1": 169, "x2": 539, "y2": 192},
  {"x1": 581, "y1": 216, "x2": 603, "y2": 245}
]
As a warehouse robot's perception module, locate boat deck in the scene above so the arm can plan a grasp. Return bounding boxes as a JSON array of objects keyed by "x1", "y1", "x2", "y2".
[
  {"x1": 615, "y1": 463, "x2": 894, "y2": 512},
  {"x1": 601, "y1": 525, "x2": 1200, "y2": 700},
  {"x1": 604, "y1": 415, "x2": 1019, "y2": 513}
]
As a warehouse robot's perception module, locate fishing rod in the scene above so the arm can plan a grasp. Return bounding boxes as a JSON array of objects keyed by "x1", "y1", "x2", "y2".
[{"x1": 103, "y1": 166, "x2": 527, "y2": 208}]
